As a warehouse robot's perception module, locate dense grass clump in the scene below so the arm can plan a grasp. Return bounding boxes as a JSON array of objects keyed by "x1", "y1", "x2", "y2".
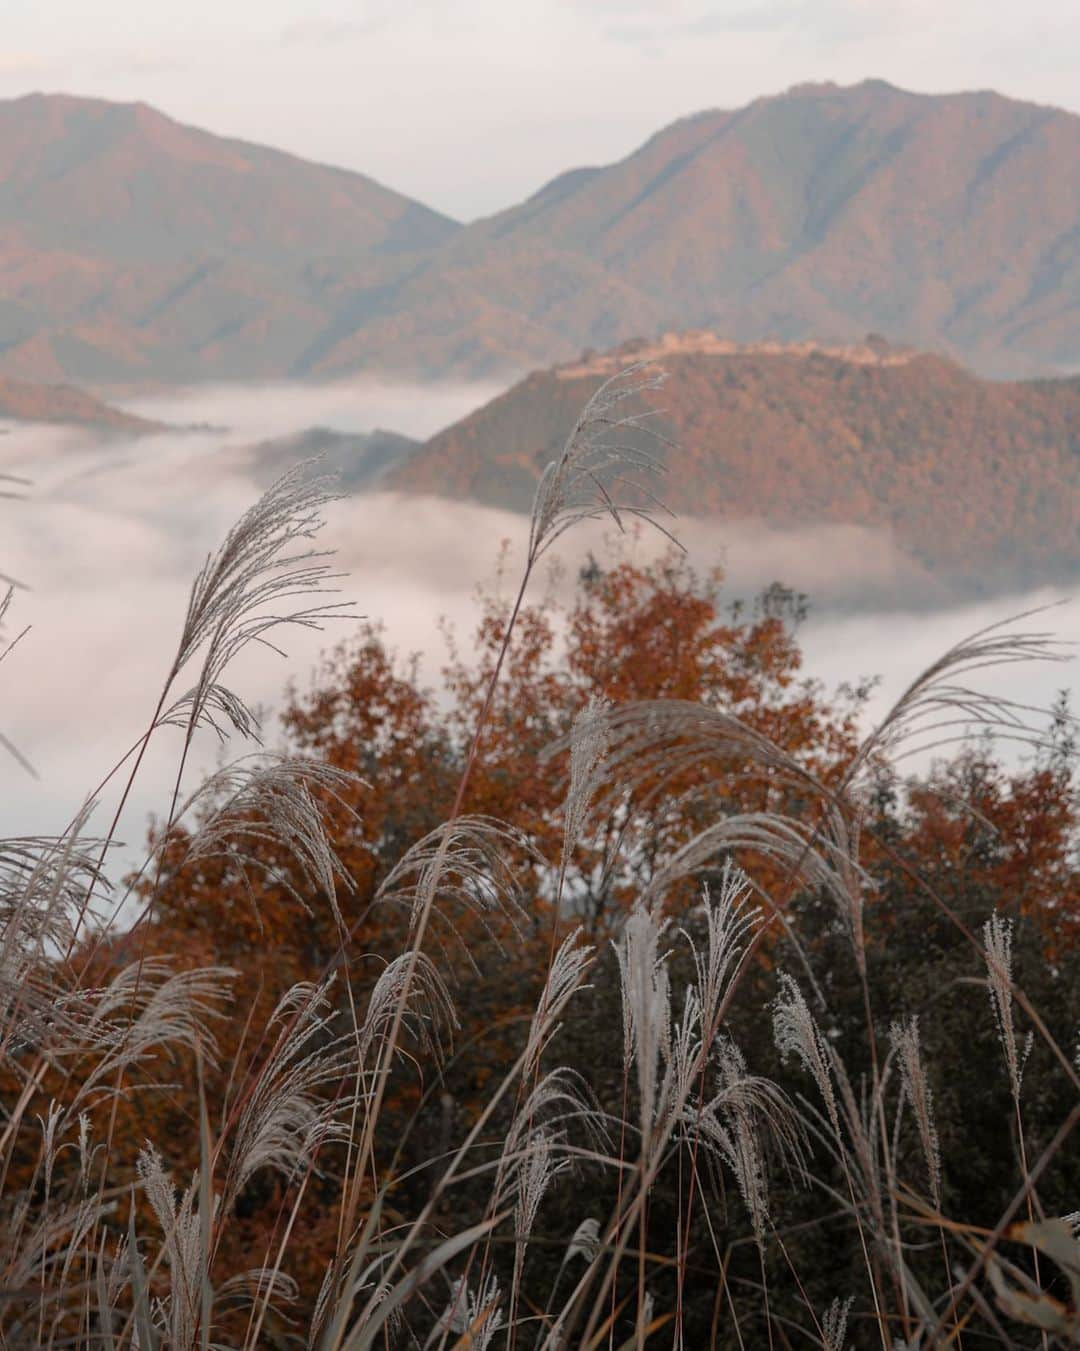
[{"x1": 1, "y1": 369, "x2": 1078, "y2": 1348}]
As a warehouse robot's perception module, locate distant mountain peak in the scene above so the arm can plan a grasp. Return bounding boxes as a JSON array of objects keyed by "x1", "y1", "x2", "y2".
[{"x1": 0, "y1": 82, "x2": 1077, "y2": 384}]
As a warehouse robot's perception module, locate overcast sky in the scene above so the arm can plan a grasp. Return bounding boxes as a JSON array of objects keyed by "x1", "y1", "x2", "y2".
[{"x1": 1, "y1": 0, "x2": 1078, "y2": 219}]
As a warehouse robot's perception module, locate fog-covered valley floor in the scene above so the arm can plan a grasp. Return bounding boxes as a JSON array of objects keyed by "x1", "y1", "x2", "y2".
[{"x1": 2, "y1": 379, "x2": 1076, "y2": 877}]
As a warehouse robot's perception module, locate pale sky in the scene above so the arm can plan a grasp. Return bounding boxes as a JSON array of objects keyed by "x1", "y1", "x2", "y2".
[{"x1": 0, "y1": 0, "x2": 1077, "y2": 219}]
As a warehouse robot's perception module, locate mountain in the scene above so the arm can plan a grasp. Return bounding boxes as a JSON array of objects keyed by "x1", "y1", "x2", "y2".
[
  {"x1": 0, "y1": 375, "x2": 163, "y2": 432},
  {"x1": 388, "y1": 332, "x2": 1080, "y2": 594},
  {"x1": 230, "y1": 425, "x2": 419, "y2": 491},
  {"x1": 0, "y1": 93, "x2": 459, "y2": 384},
  {"x1": 1, "y1": 82, "x2": 1078, "y2": 383},
  {"x1": 319, "y1": 80, "x2": 1079, "y2": 381}
]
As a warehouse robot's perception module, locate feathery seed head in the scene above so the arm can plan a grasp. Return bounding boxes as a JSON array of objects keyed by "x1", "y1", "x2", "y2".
[
  {"x1": 889, "y1": 1016, "x2": 941, "y2": 1205},
  {"x1": 773, "y1": 973, "x2": 840, "y2": 1135},
  {"x1": 528, "y1": 364, "x2": 678, "y2": 563},
  {"x1": 822, "y1": 1294, "x2": 854, "y2": 1351},
  {"x1": 983, "y1": 914, "x2": 1032, "y2": 1100},
  {"x1": 563, "y1": 694, "x2": 613, "y2": 867}
]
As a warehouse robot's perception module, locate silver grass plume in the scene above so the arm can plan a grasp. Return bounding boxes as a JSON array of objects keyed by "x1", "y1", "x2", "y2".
[
  {"x1": 497, "y1": 1070, "x2": 603, "y2": 1322},
  {"x1": 773, "y1": 974, "x2": 840, "y2": 1137},
  {"x1": 889, "y1": 1017, "x2": 941, "y2": 1206},
  {"x1": 223, "y1": 978, "x2": 354, "y2": 1209},
  {"x1": 680, "y1": 866, "x2": 758, "y2": 1032},
  {"x1": 0, "y1": 822, "x2": 106, "y2": 943},
  {"x1": 38, "y1": 1099, "x2": 64, "y2": 1194},
  {"x1": 818, "y1": 803, "x2": 872, "y2": 976},
  {"x1": 133, "y1": 1164, "x2": 297, "y2": 1346},
  {"x1": 513, "y1": 1127, "x2": 563, "y2": 1246},
  {"x1": 71, "y1": 961, "x2": 235, "y2": 1108},
  {"x1": 137, "y1": 1144, "x2": 216, "y2": 1349},
  {"x1": 983, "y1": 914, "x2": 1033, "y2": 1101},
  {"x1": 564, "y1": 1216, "x2": 601, "y2": 1265},
  {"x1": 499, "y1": 1069, "x2": 607, "y2": 1212},
  {"x1": 822, "y1": 1294, "x2": 854, "y2": 1351},
  {"x1": 358, "y1": 950, "x2": 459, "y2": 1068},
  {"x1": 217, "y1": 1266, "x2": 298, "y2": 1316},
  {"x1": 580, "y1": 700, "x2": 827, "y2": 807},
  {"x1": 527, "y1": 364, "x2": 677, "y2": 564},
  {"x1": 562, "y1": 694, "x2": 612, "y2": 869},
  {"x1": 645, "y1": 810, "x2": 858, "y2": 914},
  {"x1": 158, "y1": 461, "x2": 351, "y2": 743},
  {"x1": 0, "y1": 584, "x2": 35, "y2": 774},
  {"x1": 179, "y1": 753, "x2": 361, "y2": 927},
  {"x1": 691, "y1": 1036, "x2": 805, "y2": 1247},
  {"x1": 783, "y1": 983, "x2": 892, "y2": 1253},
  {"x1": 431, "y1": 1273, "x2": 504, "y2": 1349},
  {"x1": 522, "y1": 928, "x2": 593, "y2": 1081},
  {"x1": 0, "y1": 809, "x2": 111, "y2": 1054},
  {"x1": 850, "y1": 608, "x2": 1072, "y2": 774},
  {"x1": 375, "y1": 815, "x2": 531, "y2": 949},
  {"x1": 773, "y1": 980, "x2": 887, "y2": 1238},
  {"x1": 1, "y1": 1193, "x2": 103, "y2": 1307},
  {"x1": 614, "y1": 904, "x2": 673, "y2": 1141},
  {"x1": 668, "y1": 982, "x2": 705, "y2": 1113}
]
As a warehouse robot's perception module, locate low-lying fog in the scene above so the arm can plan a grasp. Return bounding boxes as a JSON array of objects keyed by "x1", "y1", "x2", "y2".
[{"x1": 1, "y1": 379, "x2": 1076, "y2": 879}]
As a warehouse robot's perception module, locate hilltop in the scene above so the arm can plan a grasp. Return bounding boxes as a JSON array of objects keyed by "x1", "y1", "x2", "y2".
[{"x1": 388, "y1": 333, "x2": 1080, "y2": 594}]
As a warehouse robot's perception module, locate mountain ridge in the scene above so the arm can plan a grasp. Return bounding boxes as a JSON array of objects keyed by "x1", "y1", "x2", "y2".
[{"x1": 0, "y1": 81, "x2": 1078, "y2": 383}]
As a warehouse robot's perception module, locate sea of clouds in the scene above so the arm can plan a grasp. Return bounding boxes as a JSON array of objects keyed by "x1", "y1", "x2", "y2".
[{"x1": 1, "y1": 379, "x2": 1076, "y2": 878}]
